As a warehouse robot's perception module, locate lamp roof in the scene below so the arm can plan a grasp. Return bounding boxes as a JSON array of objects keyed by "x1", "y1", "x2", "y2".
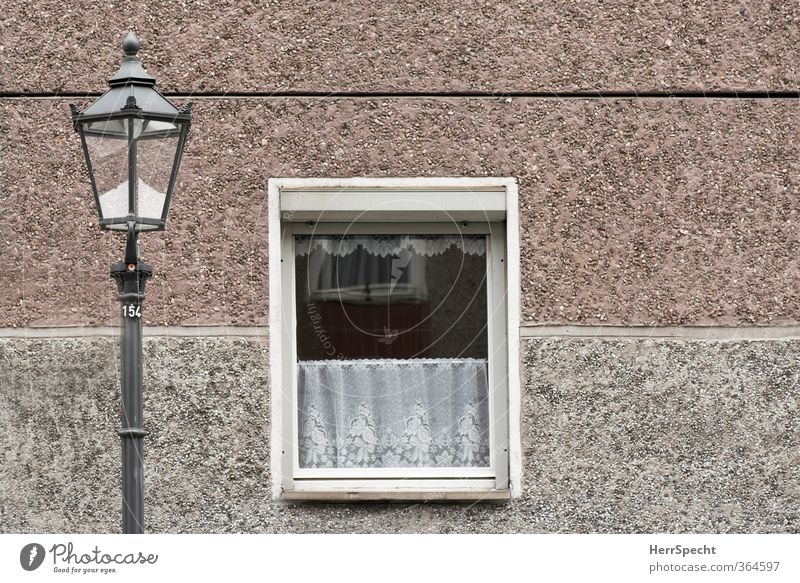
[{"x1": 79, "y1": 32, "x2": 181, "y2": 119}]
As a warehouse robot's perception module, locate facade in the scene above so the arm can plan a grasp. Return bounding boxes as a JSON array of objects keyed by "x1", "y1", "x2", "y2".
[{"x1": 1, "y1": 1, "x2": 799, "y2": 533}]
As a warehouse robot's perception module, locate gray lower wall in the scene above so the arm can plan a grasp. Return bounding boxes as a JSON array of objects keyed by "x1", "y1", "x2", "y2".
[{"x1": 1, "y1": 334, "x2": 797, "y2": 533}]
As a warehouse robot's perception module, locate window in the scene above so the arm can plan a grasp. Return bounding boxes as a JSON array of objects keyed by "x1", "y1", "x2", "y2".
[{"x1": 269, "y1": 178, "x2": 520, "y2": 500}]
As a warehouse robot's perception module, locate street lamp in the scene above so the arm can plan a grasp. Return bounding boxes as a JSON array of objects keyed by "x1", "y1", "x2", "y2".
[{"x1": 70, "y1": 31, "x2": 191, "y2": 534}]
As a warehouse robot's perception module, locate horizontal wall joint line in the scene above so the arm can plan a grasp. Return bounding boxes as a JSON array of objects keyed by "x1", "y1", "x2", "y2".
[
  {"x1": 0, "y1": 326, "x2": 268, "y2": 338},
  {"x1": 0, "y1": 325, "x2": 798, "y2": 340},
  {"x1": 3, "y1": 90, "x2": 800, "y2": 101},
  {"x1": 520, "y1": 325, "x2": 800, "y2": 340}
]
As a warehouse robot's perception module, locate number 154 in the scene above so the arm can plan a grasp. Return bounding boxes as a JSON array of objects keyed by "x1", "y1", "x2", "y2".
[{"x1": 123, "y1": 305, "x2": 142, "y2": 318}]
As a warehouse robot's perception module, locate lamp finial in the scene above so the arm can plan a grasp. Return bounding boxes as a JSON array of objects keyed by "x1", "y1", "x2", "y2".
[{"x1": 122, "y1": 31, "x2": 140, "y2": 57}]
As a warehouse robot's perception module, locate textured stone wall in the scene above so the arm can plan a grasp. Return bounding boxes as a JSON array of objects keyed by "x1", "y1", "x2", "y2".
[
  {"x1": 1, "y1": 335, "x2": 797, "y2": 533},
  {"x1": 2, "y1": 0, "x2": 798, "y2": 538},
  {"x1": 2, "y1": 1, "x2": 799, "y2": 93},
  {"x1": 2, "y1": 98, "x2": 798, "y2": 328}
]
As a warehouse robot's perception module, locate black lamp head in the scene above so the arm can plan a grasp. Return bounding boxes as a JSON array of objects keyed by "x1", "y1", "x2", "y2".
[{"x1": 71, "y1": 32, "x2": 192, "y2": 232}]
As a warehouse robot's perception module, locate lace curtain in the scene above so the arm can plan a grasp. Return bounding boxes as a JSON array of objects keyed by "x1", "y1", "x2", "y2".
[
  {"x1": 298, "y1": 234, "x2": 486, "y2": 303},
  {"x1": 295, "y1": 235, "x2": 487, "y2": 258},
  {"x1": 298, "y1": 358, "x2": 490, "y2": 469}
]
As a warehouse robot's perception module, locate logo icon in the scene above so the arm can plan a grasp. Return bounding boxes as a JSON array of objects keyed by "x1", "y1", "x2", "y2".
[
  {"x1": 389, "y1": 247, "x2": 413, "y2": 292},
  {"x1": 20, "y1": 543, "x2": 45, "y2": 571},
  {"x1": 377, "y1": 326, "x2": 399, "y2": 345}
]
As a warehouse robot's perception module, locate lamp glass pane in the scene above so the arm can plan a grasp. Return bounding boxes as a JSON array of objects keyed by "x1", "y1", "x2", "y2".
[
  {"x1": 136, "y1": 134, "x2": 179, "y2": 220},
  {"x1": 141, "y1": 120, "x2": 178, "y2": 136},
  {"x1": 86, "y1": 119, "x2": 127, "y2": 138},
  {"x1": 83, "y1": 131, "x2": 130, "y2": 219}
]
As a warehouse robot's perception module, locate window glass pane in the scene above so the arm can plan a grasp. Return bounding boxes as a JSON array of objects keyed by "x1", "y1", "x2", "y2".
[
  {"x1": 295, "y1": 235, "x2": 490, "y2": 470},
  {"x1": 298, "y1": 359, "x2": 490, "y2": 469},
  {"x1": 295, "y1": 235, "x2": 487, "y2": 360}
]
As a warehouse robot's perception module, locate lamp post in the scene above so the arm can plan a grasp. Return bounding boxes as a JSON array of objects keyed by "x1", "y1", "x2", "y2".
[{"x1": 70, "y1": 32, "x2": 191, "y2": 534}]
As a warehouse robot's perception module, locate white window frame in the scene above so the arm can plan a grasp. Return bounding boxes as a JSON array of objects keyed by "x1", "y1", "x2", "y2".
[{"x1": 269, "y1": 177, "x2": 521, "y2": 501}]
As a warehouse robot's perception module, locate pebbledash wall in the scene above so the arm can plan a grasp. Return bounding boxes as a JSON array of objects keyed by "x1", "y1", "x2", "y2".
[{"x1": 1, "y1": 1, "x2": 799, "y2": 533}]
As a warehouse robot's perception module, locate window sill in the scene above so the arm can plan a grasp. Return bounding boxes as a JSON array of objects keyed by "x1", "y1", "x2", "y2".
[{"x1": 280, "y1": 489, "x2": 511, "y2": 502}]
